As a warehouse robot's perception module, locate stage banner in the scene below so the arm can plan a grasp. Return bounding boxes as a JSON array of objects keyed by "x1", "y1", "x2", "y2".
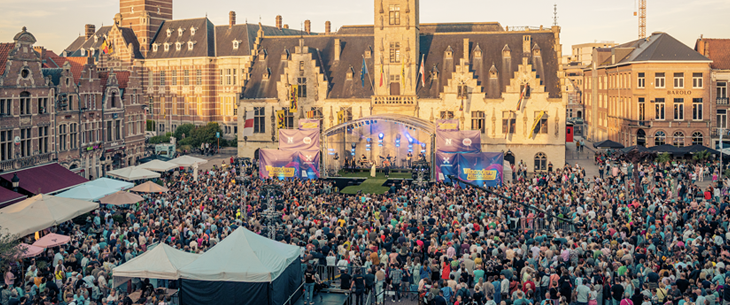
[
  {"x1": 457, "y1": 152, "x2": 504, "y2": 187},
  {"x1": 298, "y1": 119, "x2": 320, "y2": 130},
  {"x1": 436, "y1": 130, "x2": 481, "y2": 153},
  {"x1": 436, "y1": 119, "x2": 460, "y2": 131},
  {"x1": 434, "y1": 151, "x2": 460, "y2": 182},
  {"x1": 279, "y1": 129, "x2": 320, "y2": 151},
  {"x1": 259, "y1": 149, "x2": 300, "y2": 180},
  {"x1": 297, "y1": 150, "x2": 320, "y2": 179}
]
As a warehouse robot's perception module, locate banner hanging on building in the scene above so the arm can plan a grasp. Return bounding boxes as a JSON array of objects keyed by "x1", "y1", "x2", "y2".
[
  {"x1": 528, "y1": 111, "x2": 545, "y2": 138},
  {"x1": 457, "y1": 152, "x2": 503, "y2": 187},
  {"x1": 434, "y1": 151, "x2": 460, "y2": 182},
  {"x1": 258, "y1": 149, "x2": 300, "y2": 179},
  {"x1": 298, "y1": 119, "x2": 320, "y2": 130},
  {"x1": 435, "y1": 130, "x2": 481, "y2": 153},
  {"x1": 276, "y1": 110, "x2": 286, "y2": 129},
  {"x1": 289, "y1": 85, "x2": 298, "y2": 113},
  {"x1": 297, "y1": 150, "x2": 320, "y2": 179},
  {"x1": 278, "y1": 129, "x2": 320, "y2": 151},
  {"x1": 436, "y1": 119, "x2": 460, "y2": 131}
]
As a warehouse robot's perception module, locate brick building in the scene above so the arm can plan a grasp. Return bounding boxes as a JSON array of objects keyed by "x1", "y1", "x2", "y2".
[{"x1": 694, "y1": 37, "x2": 730, "y2": 149}]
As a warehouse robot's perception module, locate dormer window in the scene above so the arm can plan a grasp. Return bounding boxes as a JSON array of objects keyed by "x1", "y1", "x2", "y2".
[
  {"x1": 166, "y1": 28, "x2": 172, "y2": 37},
  {"x1": 178, "y1": 27, "x2": 184, "y2": 36},
  {"x1": 232, "y1": 40, "x2": 240, "y2": 50},
  {"x1": 80, "y1": 48, "x2": 86, "y2": 56},
  {"x1": 175, "y1": 42, "x2": 181, "y2": 51},
  {"x1": 263, "y1": 68, "x2": 271, "y2": 79},
  {"x1": 94, "y1": 36, "x2": 98, "y2": 43},
  {"x1": 190, "y1": 27, "x2": 197, "y2": 35},
  {"x1": 188, "y1": 41, "x2": 194, "y2": 50},
  {"x1": 164, "y1": 43, "x2": 169, "y2": 51},
  {"x1": 152, "y1": 44, "x2": 158, "y2": 52}
]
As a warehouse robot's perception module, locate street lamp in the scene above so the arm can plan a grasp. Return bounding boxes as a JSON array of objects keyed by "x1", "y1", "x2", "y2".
[{"x1": 11, "y1": 173, "x2": 19, "y2": 192}]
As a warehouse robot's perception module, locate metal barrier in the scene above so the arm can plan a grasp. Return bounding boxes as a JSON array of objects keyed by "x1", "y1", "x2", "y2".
[{"x1": 284, "y1": 281, "x2": 305, "y2": 305}]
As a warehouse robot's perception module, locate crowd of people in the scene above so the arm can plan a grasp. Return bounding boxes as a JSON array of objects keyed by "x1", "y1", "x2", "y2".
[{"x1": 1, "y1": 153, "x2": 730, "y2": 305}]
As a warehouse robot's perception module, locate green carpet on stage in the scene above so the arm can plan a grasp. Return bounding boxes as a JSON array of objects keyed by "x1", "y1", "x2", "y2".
[{"x1": 337, "y1": 170, "x2": 409, "y2": 194}]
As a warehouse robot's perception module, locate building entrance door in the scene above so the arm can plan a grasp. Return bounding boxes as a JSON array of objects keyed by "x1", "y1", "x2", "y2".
[{"x1": 390, "y1": 82, "x2": 400, "y2": 95}]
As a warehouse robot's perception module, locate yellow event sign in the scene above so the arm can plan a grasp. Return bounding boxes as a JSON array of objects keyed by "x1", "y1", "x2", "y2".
[
  {"x1": 264, "y1": 166, "x2": 296, "y2": 178},
  {"x1": 337, "y1": 111, "x2": 345, "y2": 124},
  {"x1": 462, "y1": 168, "x2": 498, "y2": 181},
  {"x1": 300, "y1": 122, "x2": 319, "y2": 129}
]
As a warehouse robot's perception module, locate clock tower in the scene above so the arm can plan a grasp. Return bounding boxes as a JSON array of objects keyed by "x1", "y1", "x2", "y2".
[{"x1": 373, "y1": 0, "x2": 420, "y2": 97}]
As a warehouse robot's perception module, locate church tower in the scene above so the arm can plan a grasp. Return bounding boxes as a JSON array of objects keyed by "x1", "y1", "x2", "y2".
[
  {"x1": 373, "y1": 0, "x2": 419, "y2": 96},
  {"x1": 119, "y1": 0, "x2": 172, "y2": 49}
]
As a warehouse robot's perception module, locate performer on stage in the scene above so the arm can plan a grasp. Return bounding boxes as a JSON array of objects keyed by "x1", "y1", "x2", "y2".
[{"x1": 406, "y1": 152, "x2": 413, "y2": 168}]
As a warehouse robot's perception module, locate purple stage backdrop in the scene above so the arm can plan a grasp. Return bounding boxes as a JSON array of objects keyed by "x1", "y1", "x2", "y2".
[
  {"x1": 434, "y1": 152, "x2": 459, "y2": 182},
  {"x1": 457, "y1": 152, "x2": 503, "y2": 187},
  {"x1": 259, "y1": 149, "x2": 300, "y2": 179},
  {"x1": 298, "y1": 119, "x2": 320, "y2": 130},
  {"x1": 435, "y1": 130, "x2": 481, "y2": 153},
  {"x1": 436, "y1": 119, "x2": 460, "y2": 131},
  {"x1": 278, "y1": 129, "x2": 320, "y2": 151},
  {"x1": 298, "y1": 150, "x2": 320, "y2": 179}
]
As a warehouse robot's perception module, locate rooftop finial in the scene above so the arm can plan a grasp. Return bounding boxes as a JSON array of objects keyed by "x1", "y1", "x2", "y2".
[{"x1": 553, "y1": 4, "x2": 558, "y2": 26}]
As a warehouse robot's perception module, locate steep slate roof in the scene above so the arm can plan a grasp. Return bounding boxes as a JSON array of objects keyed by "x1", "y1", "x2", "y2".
[
  {"x1": 0, "y1": 43, "x2": 13, "y2": 75},
  {"x1": 608, "y1": 32, "x2": 710, "y2": 65},
  {"x1": 215, "y1": 23, "x2": 311, "y2": 57},
  {"x1": 119, "y1": 28, "x2": 143, "y2": 59},
  {"x1": 147, "y1": 18, "x2": 216, "y2": 59},
  {"x1": 695, "y1": 38, "x2": 730, "y2": 70},
  {"x1": 65, "y1": 36, "x2": 86, "y2": 53},
  {"x1": 418, "y1": 31, "x2": 561, "y2": 99},
  {"x1": 42, "y1": 68, "x2": 63, "y2": 85},
  {"x1": 419, "y1": 22, "x2": 504, "y2": 34},
  {"x1": 70, "y1": 26, "x2": 112, "y2": 54}
]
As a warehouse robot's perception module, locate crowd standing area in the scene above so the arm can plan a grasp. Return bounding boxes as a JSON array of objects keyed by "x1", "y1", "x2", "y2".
[{"x1": 2, "y1": 156, "x2": 730, "y2": 305}]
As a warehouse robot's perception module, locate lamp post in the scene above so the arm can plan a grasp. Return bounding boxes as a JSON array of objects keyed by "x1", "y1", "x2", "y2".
[
  {"x1": 99, "y1": 154, "x2": 106, "y2": 177},
  {"x1": 11, "y1": 173, "x2": 19, "y2": 192}
]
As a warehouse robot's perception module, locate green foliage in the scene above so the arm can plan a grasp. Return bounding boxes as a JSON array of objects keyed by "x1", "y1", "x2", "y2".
[
  {"x1": 0, "y1": 227, "x2": 22, "y2": 270},
  {"x1": 656, "y1": 152, "x2": 672, "y2": 164},
  {"x1": 725, "y1": 168, "x2": 730, "y2": 178},
  {"x1": 228, "y1": 139, "x2": 238, "y2": 147},
  {"x1": 191, "y1": 122, "x2": 223, "y2": 147},
  {"x1": 173, "y1": 124, "x2": 196, "y2": 141},
  {"x1": 692, "y1": 150, "x2": 711, "y2": 162},
  {"x1": 148, "y1": 134, "x2": 171, "y2": 144},
  {"x1": 146, "y1": 120, "x2": 156, "y2": 131}
]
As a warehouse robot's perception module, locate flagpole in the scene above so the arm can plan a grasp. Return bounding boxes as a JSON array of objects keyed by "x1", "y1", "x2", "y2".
[{"x1": 363, "y1": 55, "x2": 375, "y2": 92}]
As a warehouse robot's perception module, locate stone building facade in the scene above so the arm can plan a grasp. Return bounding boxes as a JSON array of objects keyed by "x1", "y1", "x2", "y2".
[
  {"x1": 694, "y1": 37, "x2": 730, "y2": 150},
  {"x1": 583, "y1": 32, "x2": 712, "y2": 147}
]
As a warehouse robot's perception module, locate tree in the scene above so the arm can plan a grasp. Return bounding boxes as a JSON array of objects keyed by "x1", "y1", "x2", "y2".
[
  {"x1": 692, "y1": 150, "x2": 711, "y2": 163},
  {"x1": 148, "y1": 132, "x2": 173, "y2": 144},
  {"x1": 173, "y1": 123, "x2": 196, "y2": 141},
  {"x1": 191, "y1": 122, "x2": 222, "y2": 147},
  {"x1": 0, "y1": 227, "x2": 23, "y2": 270},
  {"x1": 621, "y1": 148, "x2": 654, "y2": 196},
  {"x1": 656, "y1": 152, "x2": 672, "y2": 164}
]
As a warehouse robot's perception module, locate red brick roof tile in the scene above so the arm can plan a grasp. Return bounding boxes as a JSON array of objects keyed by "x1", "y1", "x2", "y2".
[
  {"x1": 115, "y1": 71, "x2": 129, "y2": 88},
  {"x1": 47, "y1": 54, "x2": 87, "y2": 84},
  {"x1": 0, "y1": 43, "x2": 14, "y2": 76},
  {"x1": 42, "y1": 50, "x2": 60, "y2": 68},
  {"x1": 696, "y1": 38, "x2": 730, "y2": 70}
]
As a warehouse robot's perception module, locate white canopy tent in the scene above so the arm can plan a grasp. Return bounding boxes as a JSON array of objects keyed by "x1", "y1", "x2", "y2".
[
  {"x1": 112, "y1": 243, "x2": 199, "y2": 288},
  {"x1": 56, "y1": 184, "x2": 119, "y2": 201},
  {"x1": 106, "y1": 167, "x2": 161, "y2": 181},
  {"x1": 84, "y1": 178, "x2": 134, "y2": 191},
  {"x1": 0, "y1": 194, "x2": 98, "y2": 237},
  {"x1": 137, "y1": 160, "x2": 179, "y2": 172},
  {"x1": 169, "y1": 156, "x2": 208, "y2": 167}
]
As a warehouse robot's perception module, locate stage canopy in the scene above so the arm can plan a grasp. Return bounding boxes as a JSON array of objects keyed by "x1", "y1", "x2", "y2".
[
  {"x1": 107, "y1": 167, "x2": 161, "y2": 181},
  {"x1": 0, "y1": 194, "x2": 98, "y2": 237},
  {"x1": 169, "y1": 155, "x2": 208, "y2": 167},
  {"x1": 56, "y1": 184, "x2": 119, "y2": 201},
  {"x1": 83, "y1": 178, "x2": 134, "y2": 191},
  {"x1": 137, "y1": 160, "x2": 179, "y2": 172},
  {"x1": 179, "y1": 228, "x2": 302, "y2": 305},
  {"x1": 323, "y1": 113, "x2": 435, "y2": 137},
  {"x1": 112, "y1": 243, "x2": 199, "y2": 288}
]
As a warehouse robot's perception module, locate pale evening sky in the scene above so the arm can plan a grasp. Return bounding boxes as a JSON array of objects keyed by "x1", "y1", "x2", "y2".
[{"x1": 1, "y1": 0, "x2": 728, "y2": 56}]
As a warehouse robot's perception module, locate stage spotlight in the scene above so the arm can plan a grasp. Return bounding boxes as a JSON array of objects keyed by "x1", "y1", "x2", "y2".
[{"x1": 379, "y1": 133, "x2": 384, "y2": 139}]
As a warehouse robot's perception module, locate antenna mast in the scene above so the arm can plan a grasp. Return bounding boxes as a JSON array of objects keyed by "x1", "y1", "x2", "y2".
[{"x1": 638, "y1": 0, "x2": 646, "y2": 38}]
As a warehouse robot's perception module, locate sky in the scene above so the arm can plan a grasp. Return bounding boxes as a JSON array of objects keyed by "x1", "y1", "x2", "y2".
[{"x1": 1, "y1": 0, "x2": 728, "y2": 56}]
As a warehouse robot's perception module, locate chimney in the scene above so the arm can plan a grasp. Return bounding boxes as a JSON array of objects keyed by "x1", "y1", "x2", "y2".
[
  {"x1": 325, "y1": 21, "x2": 331, "y2": 35},
  {"x1": 229, "y1": 11, "x2": 236, "y2": 28},
  {"x1": 304, "y1": 20, "x2": 311, "y2": 34},
  {"x1": 276, "y1": 15, "x2": 282, "y2": 30},
  {"x1": 334, "y1": 39, "x2": 341, "y2": 61},
  {"x1": 85, "y1": 24, "x2": 95, "y2": 40},
  {"x1": 283, "y1": 24, "x2": 289, "y2": 29}
]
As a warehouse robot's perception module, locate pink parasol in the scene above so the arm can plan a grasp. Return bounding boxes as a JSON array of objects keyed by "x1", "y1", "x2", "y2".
[
  {"x1": 32, "y1": 233, "x2": 70, "y2": 248},
  {"x1": 17, "y1": 243, "x2": 43, "y2": 258}
]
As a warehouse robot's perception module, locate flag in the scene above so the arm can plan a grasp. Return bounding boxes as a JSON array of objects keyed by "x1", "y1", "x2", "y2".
[
  {"x1": 289, "y1": 85, "x2": 298, "y2": 113},
  {"x1": 276, "y1": 110, "x2": 286, "y2": 129},
  {"x1": 418, "y1": 54, "x2": 425, "y2": 87},
  {"x1": 516, "y1": 85, "x2": 527, "y2": 111},
  {"x1": 337, "y1": 110, "x2": 345, "y2": 124},
  {"x1": 101, "y1": 39, "x2": 109, "y2": 54},
  {"x1": 379, "y1": 65, "x2": 384, "y2": 87},
  {"x1": 459, "y1": 100, "x2": 464, "y2": 112},
  {"x1": 243, "y1": 110, "x2": 254, "y2": 136},
  {"x1": 401, "y1": 61, "x2": 405, "y2": 86},
  {"x1": 529, "y1": 111, "x2": 546, "y2": 138},
  {"x1": 360, "y1": 58, "x2": 368, "y2": 88}
]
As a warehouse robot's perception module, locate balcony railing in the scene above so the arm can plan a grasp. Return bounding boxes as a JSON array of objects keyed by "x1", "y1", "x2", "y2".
[
  {"x1": 372, "y1": 95, "x2": 416, "y2": 105},
  {"x1": 718, "y1": 97, "x2": 729, "y2": 105},
  {"x1": 0, "y1": 153, "x2": 54, "y2": 172}
]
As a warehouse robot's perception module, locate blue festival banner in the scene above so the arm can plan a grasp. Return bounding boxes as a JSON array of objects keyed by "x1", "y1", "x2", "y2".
[
  {"x1": 435, "y1": 130, "x2": 481, "y2": 153},
  {"x1": 297, "y1": 150, "x2": 320, "y2": 180},
  {"x1": 259, "y1": 149, "x2": 300, "y2": 180},
  {"x1": 434, "y1": 151, "x2": 460, "y2": 182},
  {"x1": 457, "y1": 152, "x2": 504, "y2": 187}
]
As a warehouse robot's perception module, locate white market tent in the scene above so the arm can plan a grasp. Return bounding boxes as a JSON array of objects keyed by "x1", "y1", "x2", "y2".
[
  {"x1": 106, "y1": 167, "x2": 161, "y2": 181},
  {"x1": 137, "y1": 160, "x2": 179, "y2": 172},
  {"x1": 178, "y1": 228, "x2": 302, "y2": 305},
  {"x1": 84, "y1": 178, "x2": 134, "y2": 191},
  {"x1": 56, "y1": 184, "x2": 119, "y2": 201},
  {"x1": 112, "y1": 243, "x2": 199, "y2": 288},
  {"x1": 169, "y1": 155, "x2": 208, "y2": 167},
  {"x1": 0, "y1": 194, "x2": 98, "y2": 237}
]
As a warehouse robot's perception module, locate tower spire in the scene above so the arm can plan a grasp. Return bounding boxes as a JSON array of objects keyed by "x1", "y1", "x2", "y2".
[{"x1": 553, "y1": 4, "x2": 558, "y2": 26}]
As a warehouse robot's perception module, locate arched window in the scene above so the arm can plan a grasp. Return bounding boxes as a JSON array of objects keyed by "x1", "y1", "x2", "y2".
[
  {"x1": 692, "y1": 132, "x2": 703, "y2": 146},
  {"x1": 673, "y1": 131, "x2": 685, "y2": 147},
  {"x1": 654, "y1": 131, "x2": 666, "y2": 146},
  {"x1": 534, "y1": 152, "x2": 547, "y2": 171}
]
